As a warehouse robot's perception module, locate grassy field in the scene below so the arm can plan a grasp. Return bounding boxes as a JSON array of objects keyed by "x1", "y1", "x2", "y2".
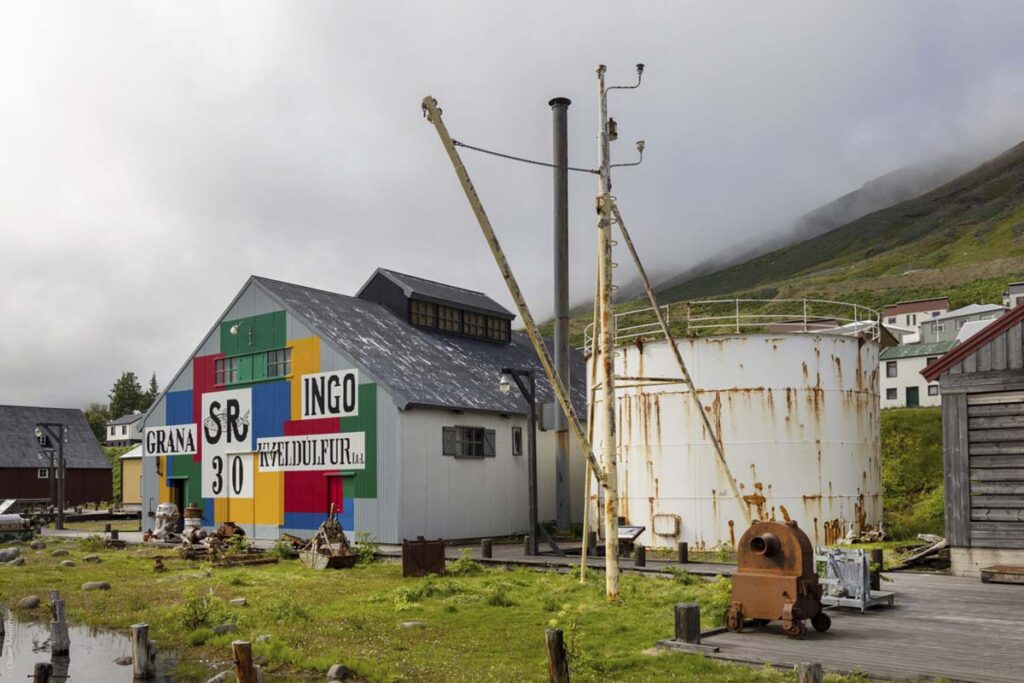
[
  {"x1": 0, "y1": 538, "x2": 878, "y2": 682},
  {"x1": 880, "y1": 408, "x2": 944, "y2": 540}
]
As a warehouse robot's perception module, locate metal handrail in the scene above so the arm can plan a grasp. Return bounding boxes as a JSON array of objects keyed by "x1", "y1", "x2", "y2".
[{"x1": 583, "y1": 298, "x2": 880, "y2": 354}]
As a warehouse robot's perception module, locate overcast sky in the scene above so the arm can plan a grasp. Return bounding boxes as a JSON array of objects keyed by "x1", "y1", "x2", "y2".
[{"x1": 3, "y1": 1, "x2": 1024, "y2": 409}]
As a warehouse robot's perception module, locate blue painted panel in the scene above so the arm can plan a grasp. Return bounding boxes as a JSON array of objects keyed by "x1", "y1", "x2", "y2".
[
  {"x1": 166, "y1": 390, "x2": 194, "y2": 426},
  {"x1": 284, "y1": 502, "x2": 354, "y2": 532},
  {"x1": 252, "y1": 380, "x2": 289, "y2": 440},
  {"x1": 203, "y1": 497, "x2": 214, "y2": 524}
]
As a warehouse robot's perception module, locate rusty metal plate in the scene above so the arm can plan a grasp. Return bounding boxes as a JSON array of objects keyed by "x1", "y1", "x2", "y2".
[{"x1": 402, "y1": 536, "x2": 446, "y2": 577}]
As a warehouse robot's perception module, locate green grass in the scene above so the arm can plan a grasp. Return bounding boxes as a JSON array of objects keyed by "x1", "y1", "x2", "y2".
[
  {"x1": 103, "y1": 445, "x2": 134, "y2": 504},
  {"x1": 0, "y1": 538, "x2": 875, "y2": 682},
  {"x1": 881, "y1": 407, "x2": 944, "y2": 540}
]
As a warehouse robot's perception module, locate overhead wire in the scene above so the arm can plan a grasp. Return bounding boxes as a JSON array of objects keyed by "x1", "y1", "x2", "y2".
[{"x1": 452, "y1": 139, "x2": 599, "y2": 174}]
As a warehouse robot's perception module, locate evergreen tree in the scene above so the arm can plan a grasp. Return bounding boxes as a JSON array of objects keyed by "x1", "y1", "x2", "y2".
[
  {"x1": 139, "y1": 372, "x2": 159, "y2": 412},
  {"x1": 108, "y1": 371, "x2": 145, "y2": 419}
]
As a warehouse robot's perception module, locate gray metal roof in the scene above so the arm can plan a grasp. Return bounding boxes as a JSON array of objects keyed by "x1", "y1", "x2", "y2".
[
  {"x1": 360, "y1": 268, "x2": 514, "y2": 319},
  {"x1": 0, "y1": 405, "x2": 111, "y2": 469},
  {"x1": 254, "y1": 276, "x2": 586, "y2": 416},
  {"x1": 933, "y1": 303, "x2": 1006, "y2": 322},
  {"x1": 108, "y1": 412, "x2": 143, "y2": 426}
]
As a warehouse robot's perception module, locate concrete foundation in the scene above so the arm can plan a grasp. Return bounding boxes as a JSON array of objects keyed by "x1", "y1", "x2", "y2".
[{"x1": 951, "y1": 547, "x2": 1024, "y2": 578}]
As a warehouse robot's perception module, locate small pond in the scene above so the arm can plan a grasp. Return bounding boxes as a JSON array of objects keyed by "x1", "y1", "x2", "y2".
[{"x1": 0, "y1": 611, "x2": 186, "y2": 682}]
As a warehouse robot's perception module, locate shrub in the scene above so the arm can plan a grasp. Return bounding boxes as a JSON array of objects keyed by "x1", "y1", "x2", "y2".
[
  {"x1": 353, "y1": 531, "x2": 378, "y2": 565},
  {"x1": 180, "y1": 590, "x2": 217, "y2": 631},
  {"x1": 665, "y1": 566, "x2": 698, "y2": 585},
  {"x1": 225, "y1": 534, "x2": 250, "y2": 555},
  {"x1": 186, "y1": 627, "x2": 214, "y2": 646},
  {"x1": 447, "y1": 549, "x2": 483, "y2": 577},
  {"x1": 267, "y1": 538, "x2": 293, "y2": 560}
]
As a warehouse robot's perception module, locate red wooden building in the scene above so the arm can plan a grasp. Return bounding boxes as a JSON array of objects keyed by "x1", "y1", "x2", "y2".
[{"x1": 0, "y1": 405, "x2": 112, "y2": 506}]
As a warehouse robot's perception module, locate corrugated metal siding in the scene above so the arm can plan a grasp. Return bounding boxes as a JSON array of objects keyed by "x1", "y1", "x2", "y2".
[{"x1": 353, "y1": 389, "x2": 402, "y2": 543}]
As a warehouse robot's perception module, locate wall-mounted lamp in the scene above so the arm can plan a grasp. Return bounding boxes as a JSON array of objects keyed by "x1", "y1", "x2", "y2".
[{"x1": 229, "y1": 321, "x2": 255, "y2": 347}]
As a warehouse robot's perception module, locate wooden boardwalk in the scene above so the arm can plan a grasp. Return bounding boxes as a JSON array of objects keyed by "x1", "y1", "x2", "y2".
[{"x1": 701, "y1": 571, "x2": 1024, "y2": 682}]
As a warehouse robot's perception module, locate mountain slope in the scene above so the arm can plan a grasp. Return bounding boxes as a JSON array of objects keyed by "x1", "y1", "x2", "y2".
[{"x1": 654, "y1": 139, "x2": 1024, "y2": 311}]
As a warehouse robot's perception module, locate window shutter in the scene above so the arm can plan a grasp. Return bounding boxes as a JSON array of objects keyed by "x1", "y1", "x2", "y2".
[
  {"x1": 442, "y1": 427, "x2": 456, "y2": 456},
  {"x1": 483, "y1": 429, "x2": 496, "y2": 457}
]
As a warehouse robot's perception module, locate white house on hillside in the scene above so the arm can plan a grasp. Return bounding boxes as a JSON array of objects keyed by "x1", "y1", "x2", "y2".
[
  {"x1": 880, "y1": 341, "x2": 952, "y2": 408},
  {"x1": 881, "y1": 297, "x2": 950, "y2": 344}
]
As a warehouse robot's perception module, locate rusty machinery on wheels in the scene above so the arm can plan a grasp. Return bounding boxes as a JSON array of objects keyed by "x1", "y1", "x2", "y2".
[{"x1": 726, "y1": 520, "x2": 831, "y2": 638}]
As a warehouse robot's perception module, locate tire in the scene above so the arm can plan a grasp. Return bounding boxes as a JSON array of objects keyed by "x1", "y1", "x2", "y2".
[
  {"x1": 784, "y1": 620, "x2": 806, "y2": 639},
  {"x1": 725, "y1": 608, "x2": 745, "y2": 633},
  {"x1": 811, "y1": 612, "x2": 832, "y2": 632}
]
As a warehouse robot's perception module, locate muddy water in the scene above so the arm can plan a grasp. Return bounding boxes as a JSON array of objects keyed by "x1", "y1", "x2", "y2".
[{"x1": 0, "y1": 611, "x2": 182, "y2": 682}]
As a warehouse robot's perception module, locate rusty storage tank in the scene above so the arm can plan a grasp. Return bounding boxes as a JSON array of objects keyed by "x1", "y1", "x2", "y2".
[{"x1": 586, "y1": 299, "x2": 882, "y2": 550}]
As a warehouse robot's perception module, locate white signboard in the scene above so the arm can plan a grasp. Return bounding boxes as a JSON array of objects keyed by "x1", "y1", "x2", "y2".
[
  {"x1": 256, "y1": 432, "x2": 366, "y2": 472},
  {"x1": 143, "y1": 424, "x2": 197, "y2": 456},
  {"x1": 209, "y1": 453, "x2": 254, "y2": 498},
  {"x1": 201, "y1": 388, "x2": 253, "y2": 498},
  {"x1": 301, "y1": 369, "x2": 359, "y2": 420}
]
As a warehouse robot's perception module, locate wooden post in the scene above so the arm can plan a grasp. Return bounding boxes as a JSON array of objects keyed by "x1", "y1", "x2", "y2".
[
  {"x1": 50, "y1": 597, "x2": 69, "y2": 655},
  {"x1": 104, "y1": 522, "x2": 112, "y2": 533},
  {"x1": 524, "y1": 535, "x2": 531, "y2": 556},
  {"x1": 634, "y1": 544, "x2": 646, "y2": 568},
  {"x1": 674, "y1": 602, "x2": 701, "y2": 644},
  {"x1": 678, "y1": 541, "x2": 688, "y2": 564},
  {"x1": 233, "y1": 640, "x2": 258, "y2": 683},
  {"x1": 545, "y1": 628, "x2": 570, "y2": 683},
  {"x1": 33, "y1": 663, "x2": 53, "y2": 683},
  {"x1": 869, "y1": 548, "x2": 883, "y2": 592},
  {"x1": 586, "y1": 531, "x2": 597, "y2": 556},
  {"x1": 797, "y1": 662, "x2": 823, "y2": 683},
  {"x1": 111, "y1": 529, "x2": 119, "y2": 541},
  {"x1": 131, "y1": 623, "x2": 156, "y2": 680},
  {"x1": 481, "y1": 538, "x2": 492, "y2": 559}
]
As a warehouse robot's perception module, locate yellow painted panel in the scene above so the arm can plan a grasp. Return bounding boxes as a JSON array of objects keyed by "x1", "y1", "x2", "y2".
[
  {"x1": 157, "y1": 457, "x2": 171, "y2": 503},
  {"x1": 254, "y1": 458, "x2": 284, "y2": 525},
  {"x1": 289, "y1": 336, "x2": 320, "y2": 420},
  {"x1": 121, "y1": 459, "x2": 142, "y2": 505},
  {"x1": 214, "y1": 497, "x2": 229, "y2": 523},
  {"x1": 226, "y1": 496, "x2": 256, "y2": 524}
]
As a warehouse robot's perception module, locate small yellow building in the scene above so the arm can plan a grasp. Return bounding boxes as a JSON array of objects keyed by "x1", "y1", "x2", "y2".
[{"x1": 120, "y1": 446, "x2": 142, "y2": 511}]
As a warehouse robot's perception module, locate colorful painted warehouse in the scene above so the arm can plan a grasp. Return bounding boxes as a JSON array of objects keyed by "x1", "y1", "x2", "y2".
[{"x1": 139, "y1": 269, "x2": 586, "y2": 542}]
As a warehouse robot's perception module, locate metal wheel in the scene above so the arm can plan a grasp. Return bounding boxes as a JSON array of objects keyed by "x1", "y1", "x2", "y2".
[
  {"x1": 783, "y1": 620, "x2": 806, "y2": 639},
  {"x1": 725, "y1": 607, "x2": 745, "y2": 633},
  {"x1": 811, "y1": 612, "x2": 831, "y2": 632}
]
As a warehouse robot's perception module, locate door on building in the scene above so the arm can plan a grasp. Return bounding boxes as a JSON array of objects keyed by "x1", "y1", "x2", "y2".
[
  {"x1": 326, "y1": 475, "x2": 344, "y2": 518},
  {"x1": 167, "y1": 479, "x2": 186, "y2": 532},
  {"x1": 906, "y1": 386, "x2": 920, "y2": 407}
]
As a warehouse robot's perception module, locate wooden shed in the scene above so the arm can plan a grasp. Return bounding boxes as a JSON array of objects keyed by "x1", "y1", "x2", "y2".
[{"x1": 922, "y1": 304, "x2": 1024, "y2": 577}]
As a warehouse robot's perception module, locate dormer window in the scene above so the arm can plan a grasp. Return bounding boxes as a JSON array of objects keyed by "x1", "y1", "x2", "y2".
[
  {"x1": 487, "y1": 317, "x2": 510, "y2": 342},
  {"x1": 438, "y1": 305, "x2": 461, "y2": 333},
  {"x1": 464, "y1": 312, "x2": 485, "y2": 338},
  {"x1": 411, "y1": 300, "x2": 436, "y2": 327}
]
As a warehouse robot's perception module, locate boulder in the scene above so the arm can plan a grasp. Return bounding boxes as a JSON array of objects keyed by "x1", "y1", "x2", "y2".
[
  {"x1": 60, "y1": 560, "x2": 76, "y2": 567},
  {"x1": 51, "y1": 549, "x2": 69, "y2": 557},
  {"x1": 0, "y1": 547, "x2": 20, "y2": 562},
  {"x1": 400, "y1": 621, "x2": 426, "y2": 629},
  {"x1": 327, "y1": 664, "x2": 354, "y2": 681},
  {"x1": 255, "y1": 634, "x2": 271, "y2": 643},
  {"x1": 83, "y1": 555, "x2": 101, "y2": 563},
  {"x1": 82, "y1": 581, "x2": 111, "y2": 591},
  {"x1": 30, "y1": 540, "x2": 46, "y2": 550},
  {"x1": 16, "y1": 595, "x2": 40, "y2": 610},
  {"x1": 230, "y1": 597, "x2": 247, "y2": 607},
  {"x1": 114, "y1": 656, "x2": 132, "y2": 666},
  {"x1": 212, "y1": 623, "x2": 238, "y2": 636},
  {"x1": 7, "y1": 557, "x2": 25, "y2": 566}
]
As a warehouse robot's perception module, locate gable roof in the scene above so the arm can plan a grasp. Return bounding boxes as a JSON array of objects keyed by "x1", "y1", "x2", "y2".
[
  {"x1": 882, "y1": 297, "x2": 950, "y2": 316},
  {"x1": 922, "y1": 303, "x2": 1024, "y2": 381},
  {"x1": 880, "y1": 340, "x2": 955, "y2": 361},
  {"x1": 254, "y1": 276, "x2": 585, "y2": 416},
  {"x1": 358, "y1": 268, "x2": 514, "y2": 319},
  {"x1": 108, "y1": 412, "x2": 144, "y2": 426},
  {"x1": 932, "y1": 303, "x2": 1005, "y2": 322},
  {"x1": 0, "y1": 405, "x2": 110, "y2": 469}
]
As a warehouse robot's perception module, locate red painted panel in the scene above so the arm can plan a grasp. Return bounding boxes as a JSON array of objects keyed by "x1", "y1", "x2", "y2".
[
  {"x1": 192, "y1": 354, "x2": 223, "y2": 463},
  {"x1": 283, "y1": 417, "x2": 341, "y2": 513},
  {"x1": 327, "y1": 476, "x2": 344, "y2": 515}
]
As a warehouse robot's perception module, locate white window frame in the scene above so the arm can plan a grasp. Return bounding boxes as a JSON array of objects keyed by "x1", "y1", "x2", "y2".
[
  {"x1": 886, "y1": 361, "x2": 897, "y2": 378},
  {"x1": 37, "y1": 468, "x2": 49, "y2": 479}
]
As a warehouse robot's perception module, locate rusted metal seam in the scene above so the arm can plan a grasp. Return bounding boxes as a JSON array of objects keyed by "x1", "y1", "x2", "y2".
[
  {"x1": 610, "y1": 201, "x2": 751, "y2": 526},
  {"x1": 421, "y1": 96, "x2": 607, "y2": 488}
]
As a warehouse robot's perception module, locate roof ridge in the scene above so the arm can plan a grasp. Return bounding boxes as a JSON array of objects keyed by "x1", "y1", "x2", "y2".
[
  {"x1": 378, "y1": 268, "x2": 490, "y2": 297},
  {"x1": 922, "y1": 304, "x2": 1024, "y2": 380},
  {"x1": 251, "y1": 275, "x2": 367, "y2": 304}
]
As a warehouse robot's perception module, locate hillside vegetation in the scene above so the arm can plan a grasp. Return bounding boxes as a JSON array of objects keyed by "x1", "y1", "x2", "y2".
[{"x1": 881, "y1": 408, "x2": 944, "y2": 540}]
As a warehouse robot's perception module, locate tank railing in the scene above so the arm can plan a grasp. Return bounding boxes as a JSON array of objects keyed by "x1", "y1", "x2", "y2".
[{"x1": 583, "y1": 298, "x2": 880, "y2": 354}]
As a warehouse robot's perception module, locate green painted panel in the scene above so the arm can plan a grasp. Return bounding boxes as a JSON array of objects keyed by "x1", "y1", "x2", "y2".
[
  {"x1": 342, "y1": 383, "x2": 377, "y2": 499},
  {"x1": 168, "y1": 454, "x2": 203, "y2": 508},
  {"x1": 221, "y1": 311, "x2": 286, "y2": 357},
  {"x1": 252, "y1": 353, "x2": 268, "y2": 381},
  {"x1": 237, "y1": 355, "x2": 253, "y2": 383}
]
